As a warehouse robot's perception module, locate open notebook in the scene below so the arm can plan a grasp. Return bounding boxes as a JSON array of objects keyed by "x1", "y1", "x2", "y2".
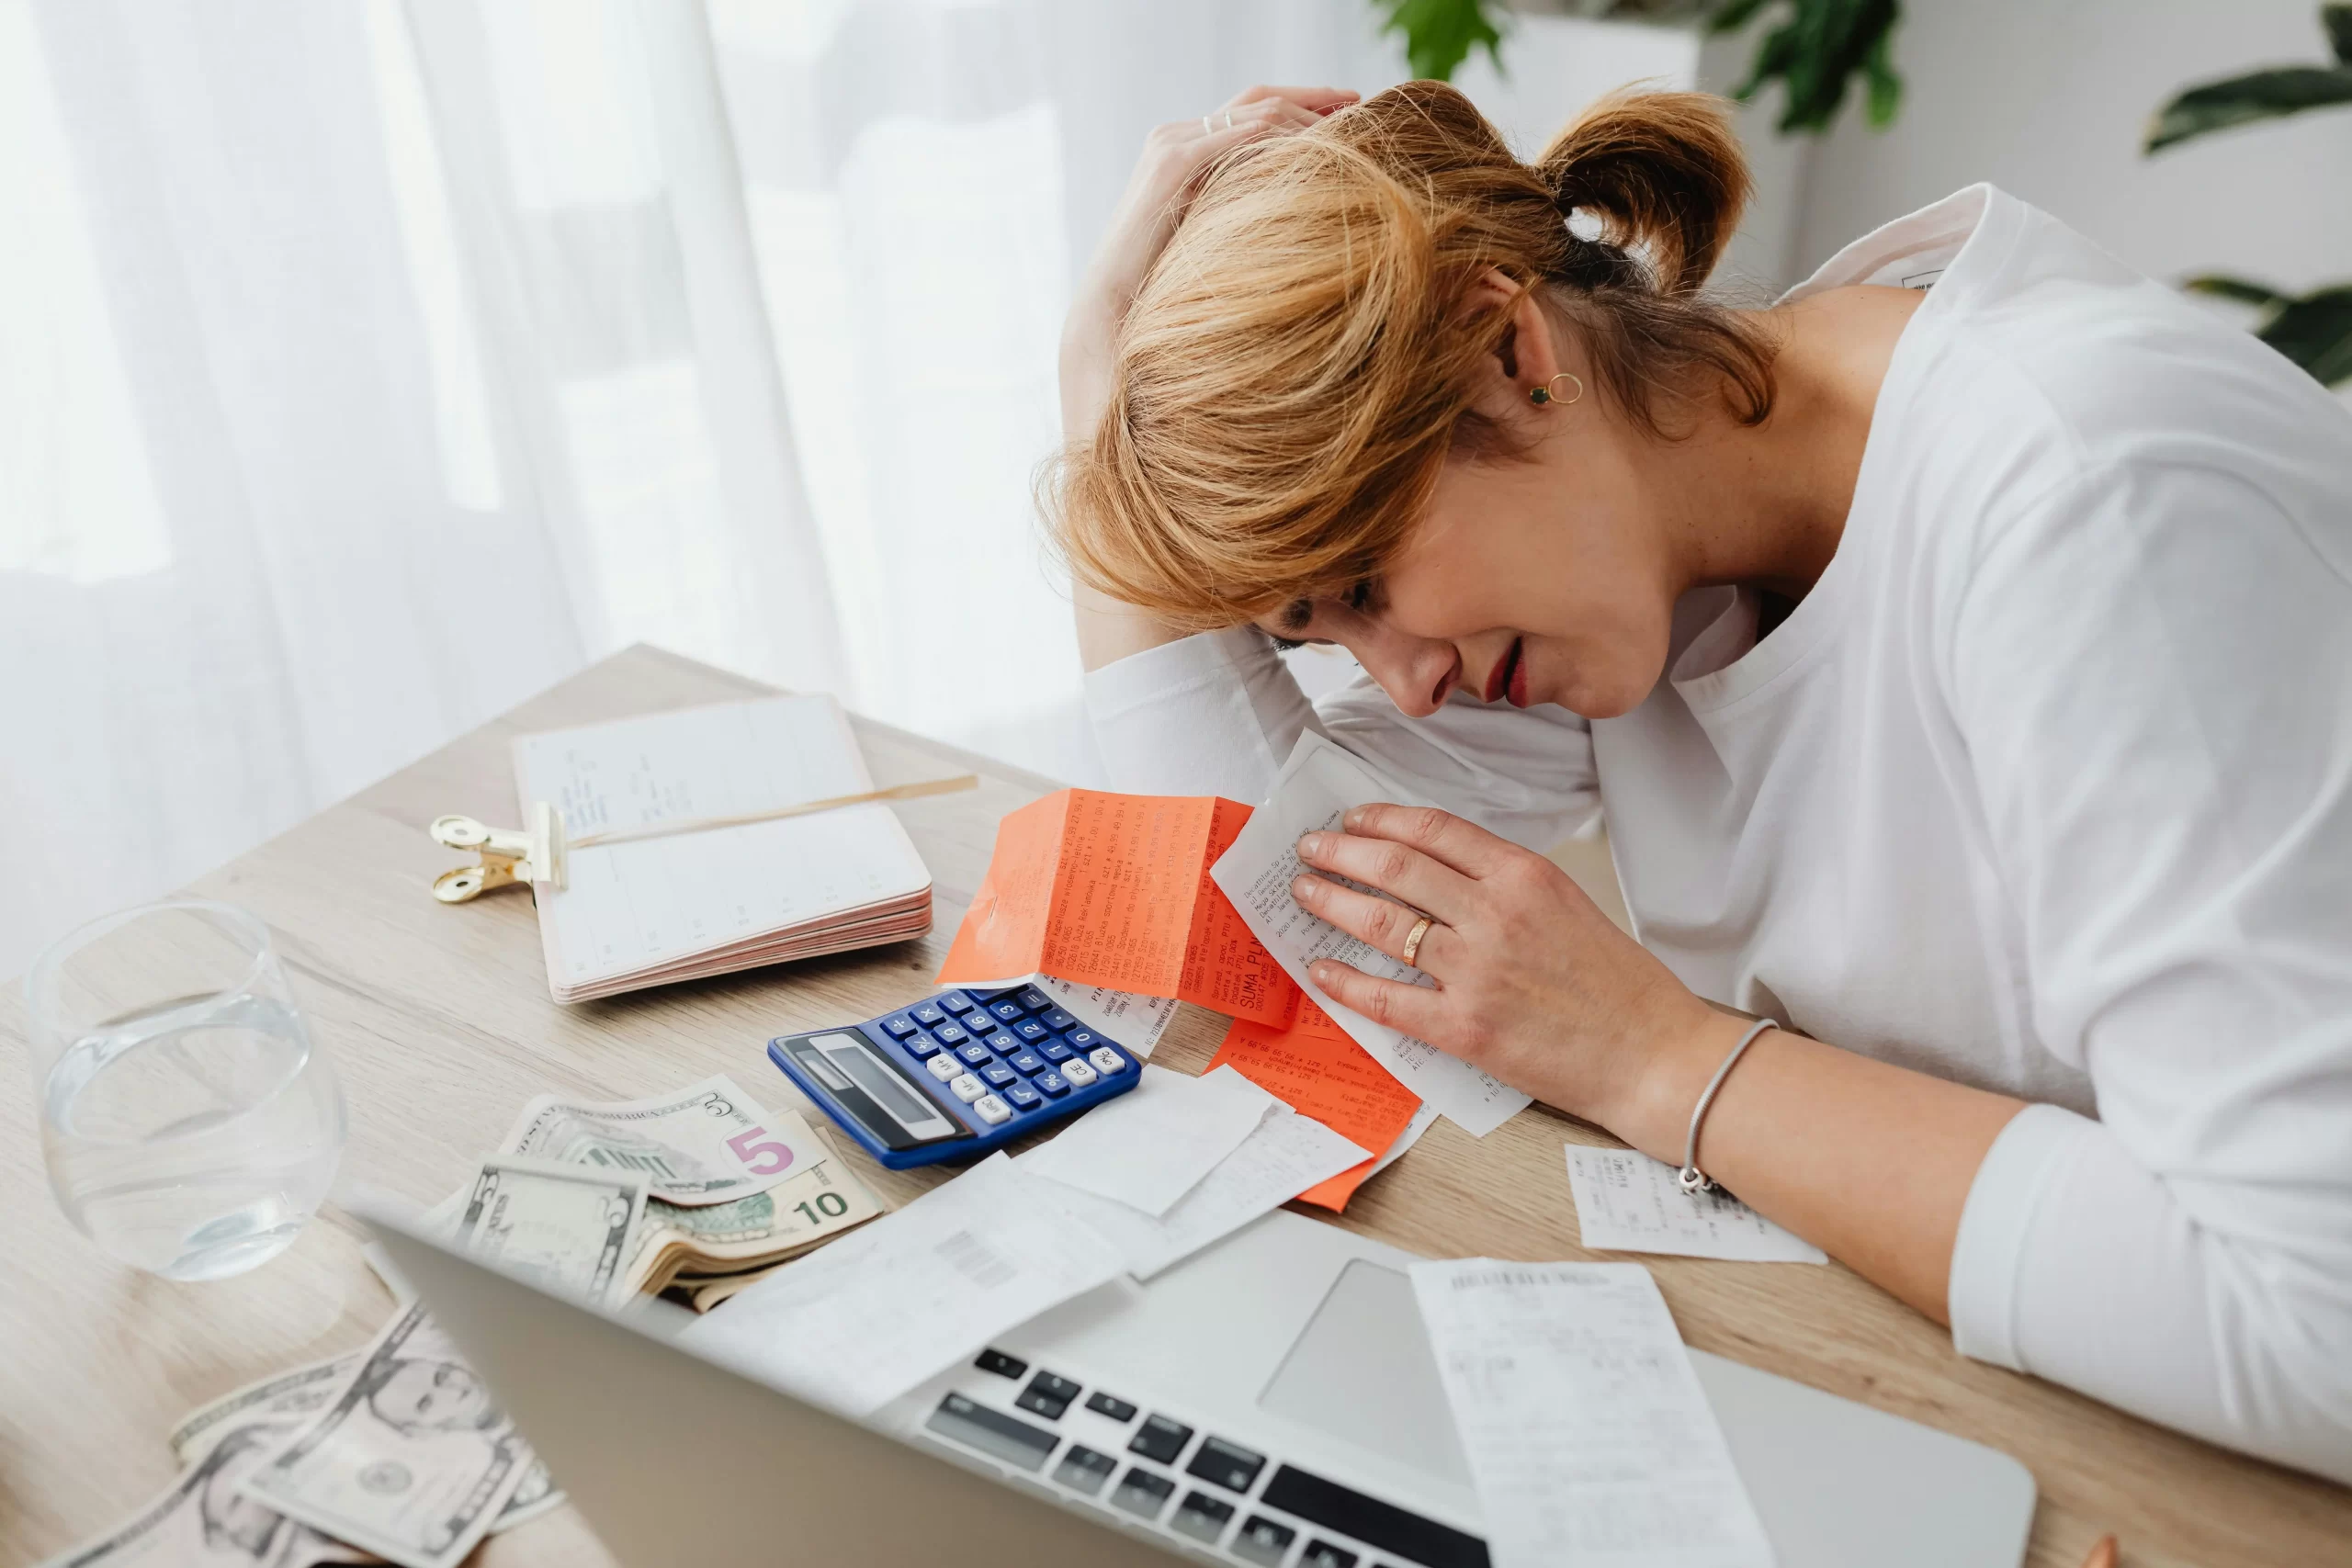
[{"x1": 513, "y1": 696, "x2": 933, "y2": 1003}]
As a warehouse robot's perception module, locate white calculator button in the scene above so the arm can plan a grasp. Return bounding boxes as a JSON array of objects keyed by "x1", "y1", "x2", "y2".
[
  {"x1": 972, "y1": 1093, "x2": 1012, "y2": 1125},
  {"x1": 949, "y1": 1073, "x2": 987, "y2": 1103},
  {"x1": 1061, "y1": 1058, "x2": 1099, "y2": 1089},
  {"x1": 926, "y1": 1055, "x2": 960, "y2": 1083},
  {"x1": 1087, "y1": 1046, "x2": 1126, "y2": 1075}
]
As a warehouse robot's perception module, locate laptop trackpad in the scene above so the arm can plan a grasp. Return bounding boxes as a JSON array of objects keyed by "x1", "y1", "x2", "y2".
[{"x1": 1257, "y1": 1259, "x2": 1471, "y2": 1485}]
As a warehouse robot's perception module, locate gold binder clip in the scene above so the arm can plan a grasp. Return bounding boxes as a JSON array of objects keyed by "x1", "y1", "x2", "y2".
[{"x1": 429, "y1": 802, "x2": 567, "y2": 904}]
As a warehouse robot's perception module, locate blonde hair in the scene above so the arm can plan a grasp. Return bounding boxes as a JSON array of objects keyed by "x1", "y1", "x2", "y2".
[{"x1": 1052, "y1": 81, "x2": 1774, "y2": 633}]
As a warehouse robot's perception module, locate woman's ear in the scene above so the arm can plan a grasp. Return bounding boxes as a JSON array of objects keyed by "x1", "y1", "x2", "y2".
[{"x1": 1461, "y1": 267, "x2": 1566, "y2": 423}]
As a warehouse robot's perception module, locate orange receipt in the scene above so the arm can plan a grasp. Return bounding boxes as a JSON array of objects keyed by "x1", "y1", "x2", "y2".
[
  {"x1": 938, "y1": 790, "x2": 1300, "y2": 1027},
  {"x1": 1208, "y1": 1000, "x2": 1424, "y2": 1213}
]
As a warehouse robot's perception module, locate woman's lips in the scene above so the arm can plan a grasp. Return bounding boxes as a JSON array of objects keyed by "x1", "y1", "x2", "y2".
[{"x1": 1486, "y1": 637, "x2": 1525, "y2": 705}]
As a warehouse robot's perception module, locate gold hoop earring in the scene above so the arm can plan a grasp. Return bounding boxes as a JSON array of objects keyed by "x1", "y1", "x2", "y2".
[{"x1": 1528, "y1": 372, "x2": 1583, "y2": 407}]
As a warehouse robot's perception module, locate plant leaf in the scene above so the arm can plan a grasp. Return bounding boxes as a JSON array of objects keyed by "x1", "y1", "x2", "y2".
[
  {"x1": 1732, "y1": 25, "x2": 1799, "y2": 103},
  {"x1": 2258, "y1": 285, "x2": 2352, "y2": 388},
  {"x1": 1374, "y1": 0, "x2": 1507, "y2": 83},
  {"x1": 2144, "y1": 64, "x2": 2352, "y2": 152},
  {"x1": 1706, "y1": 0, "x2": 1774, "y2": 35},
  {"x1": 2183, "y1": 274, "x2": 2289, "y2": 310},
  {"x1": 2326, "y1": 3, "x2": 2352, "y2": 65},
  {"x1": 1862, "y1": 23, "x2": 1903, "y2": 127},
  {"x1": 1721, "y1": 0, "x2": 1902, "y2": 135}
]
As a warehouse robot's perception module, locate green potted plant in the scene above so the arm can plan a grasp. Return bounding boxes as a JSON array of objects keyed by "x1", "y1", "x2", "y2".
[
  {"x1": 2143, "y1": 3, "x2": 2352, "y2": 387},
  {"x1": 1373, "y1": 0, "x2": 1905, "y2": 134}
]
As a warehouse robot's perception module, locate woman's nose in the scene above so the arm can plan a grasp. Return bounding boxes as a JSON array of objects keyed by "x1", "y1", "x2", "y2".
[{"x1": 1360, "y1": 634, "x2": 1460, "y2": 717}]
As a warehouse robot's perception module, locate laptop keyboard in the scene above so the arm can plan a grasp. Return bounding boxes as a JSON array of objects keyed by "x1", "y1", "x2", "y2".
[{"x1": 919, "y1": 1347, "x2": 1490, "y2": 1568}]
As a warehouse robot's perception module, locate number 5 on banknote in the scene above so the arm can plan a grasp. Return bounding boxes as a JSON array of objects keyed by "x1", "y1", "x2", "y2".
[{"x1": 726, "y1": 1124, "x2": 797, "y2": 1177}]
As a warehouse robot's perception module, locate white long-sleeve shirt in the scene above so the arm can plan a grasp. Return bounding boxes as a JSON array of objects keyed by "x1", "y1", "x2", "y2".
[{"x1": 1083, "y1": 186, "x2": 2352, "y2": 1483}]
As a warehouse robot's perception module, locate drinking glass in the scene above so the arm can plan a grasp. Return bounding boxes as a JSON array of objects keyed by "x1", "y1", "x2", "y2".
[{"x1": 26, "y1": 899, "x2": 346, "y2": 1280}]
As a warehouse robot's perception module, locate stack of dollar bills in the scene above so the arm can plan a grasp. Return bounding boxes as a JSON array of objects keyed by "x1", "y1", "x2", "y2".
[
  {"x1": 468, "y1": 1073, "x2": 887, "y2": 1310},
  {"x1": 37, "y1": 1074, "x2": 886, "y2": 1568}
]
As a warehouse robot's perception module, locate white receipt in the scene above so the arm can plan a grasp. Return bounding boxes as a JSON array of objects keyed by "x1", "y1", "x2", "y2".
[
  {"x1": 1211, "y1": 732, "x2": 1530, "y2": 1136},
  {"x1": 1409, "y1": 1259, "x2": 1777, "y2": 1568},
  {"x1": 680, "y1": 1155, "x2": 1123, "y2": 1416},
  {"x1": 1016, "y1": 1102, "x2": 1369, "y2": 1278},
  {"x1": 1370, "y1": 1102, "x2": 1441, "y2": 1178},
  {"x1": 1030, "y1": 974, "x2": 1180, "y2": 1058},
  {"x1": 1565, "y1": 1146, "x2": 1826, "y2": 1264},
  {"x1": 1019, "y1": 1065, "x2": 1276, "y2": 1216}
]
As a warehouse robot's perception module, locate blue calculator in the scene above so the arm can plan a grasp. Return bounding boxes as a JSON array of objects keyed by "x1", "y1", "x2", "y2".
[{"x1": 767, "y1": 985, "x2": 1142, "y2": 1169}]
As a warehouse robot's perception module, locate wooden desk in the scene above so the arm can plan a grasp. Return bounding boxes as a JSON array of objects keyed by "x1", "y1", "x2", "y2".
[{"x1": 3, "y1": 646, "x2": 2341, "y2": 1568}]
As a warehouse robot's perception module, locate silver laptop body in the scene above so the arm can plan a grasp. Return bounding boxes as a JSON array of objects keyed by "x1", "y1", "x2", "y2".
[{"x1": 368, "y1": 1205, "x2": 2035, "y2": 1568}]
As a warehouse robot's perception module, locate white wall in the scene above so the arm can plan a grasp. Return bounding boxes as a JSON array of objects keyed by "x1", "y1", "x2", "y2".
[{"x1": 1789, "y1": 0, "x2": 2352, "y2": 305}]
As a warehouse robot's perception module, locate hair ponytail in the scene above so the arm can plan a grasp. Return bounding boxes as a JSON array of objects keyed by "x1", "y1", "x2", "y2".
[
  {"x1": 1052, "y1": 81, "x2": 1781, "y2": 634},
  {"x1": 1539, "y1": 90, "x2": 1751, "y2": 297}
]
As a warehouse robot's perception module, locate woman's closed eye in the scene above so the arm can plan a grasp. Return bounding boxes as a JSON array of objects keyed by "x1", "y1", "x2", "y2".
[{"x1": 1267, "y1": 581, "x2": 1385, "y2": 650}]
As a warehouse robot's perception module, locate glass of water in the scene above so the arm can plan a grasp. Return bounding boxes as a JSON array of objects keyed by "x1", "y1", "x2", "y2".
[{"x1": 26, "y1": 899, "x2": 346, "y2": 1280}]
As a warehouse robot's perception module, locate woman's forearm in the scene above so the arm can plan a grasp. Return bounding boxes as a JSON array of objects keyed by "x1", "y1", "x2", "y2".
[
  {"x1": 1607, "y1": 1012, "x2": 2028, "y2": 1322},
  {"x1": 1057, "y1": 90, "x2": 1356, "y2": 675},
  {"x1": 1289, "y1": 805, "x2": 2032, "y2": 1321},
  {"x1": 1073, "y1": 581, "x2": 1188, "y2": 671}
]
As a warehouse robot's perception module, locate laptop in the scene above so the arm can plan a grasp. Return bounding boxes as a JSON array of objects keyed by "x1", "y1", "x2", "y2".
[{"x1": 367, "y1": 1204, "x2": 2035, "y2": 1567}]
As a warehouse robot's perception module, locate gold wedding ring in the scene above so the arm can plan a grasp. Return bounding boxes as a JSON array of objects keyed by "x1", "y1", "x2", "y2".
[{"x1": 1400, "y1": 912, "x2": 1435, "y2": 968}]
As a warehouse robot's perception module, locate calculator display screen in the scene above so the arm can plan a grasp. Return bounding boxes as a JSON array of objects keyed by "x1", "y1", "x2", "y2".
[
  {"x1": 832, "y1": 1042, "x2": 938, "y2": 1128},
  {"x1": 789, "y1": 1032, "x2": 960, "y2": 1149}
]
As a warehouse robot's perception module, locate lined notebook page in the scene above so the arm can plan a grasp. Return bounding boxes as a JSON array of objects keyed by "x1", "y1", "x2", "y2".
[{"x1": 513, "y1": 696, "x2": 930, "y2": 988}]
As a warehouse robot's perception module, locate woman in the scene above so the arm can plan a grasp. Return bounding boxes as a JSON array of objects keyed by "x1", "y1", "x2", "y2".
[{"x1": 1055, "y1": 82, "x2": 2352, "y2": 1483}]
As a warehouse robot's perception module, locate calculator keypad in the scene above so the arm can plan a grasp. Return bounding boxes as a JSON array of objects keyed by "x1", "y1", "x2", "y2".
[{"x1": 797, "y1": 982, "x2": 1141, "y2": 1166}]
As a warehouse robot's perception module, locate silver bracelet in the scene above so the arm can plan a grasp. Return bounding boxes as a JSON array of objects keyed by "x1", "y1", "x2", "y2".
[{"x1": 1679, "y1": 1019, "x2": 1779, "y2": 1195}]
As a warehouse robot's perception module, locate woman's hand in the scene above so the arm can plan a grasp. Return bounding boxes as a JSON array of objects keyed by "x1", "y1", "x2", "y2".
[
  {"x1": 1291, "y1": 803, "x2": 1736, "y2": 1154},
  {"x1": 1059, "y1": 85, "x2": 1359, "y2": 444}
]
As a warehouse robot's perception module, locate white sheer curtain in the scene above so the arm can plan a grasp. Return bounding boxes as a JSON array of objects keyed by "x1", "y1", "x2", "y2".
[{"x1": 1, "y1": 0, "x2": 1702, "y2": 976}]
